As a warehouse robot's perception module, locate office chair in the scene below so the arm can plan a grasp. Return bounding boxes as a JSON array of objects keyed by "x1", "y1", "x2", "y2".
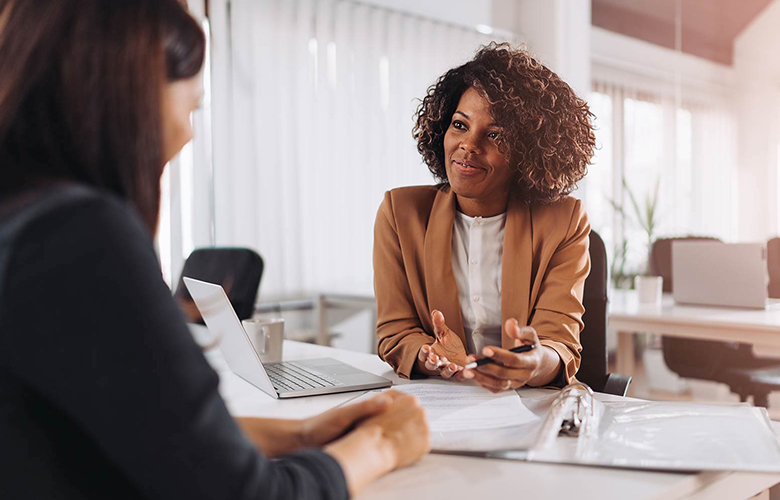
[
  {"x1": 652, "y1": 237, "x2": 780, "y2": 407},
  {"x1": 174, "y1": 247, "x2": 264, "y2": 324},
  {"x1": 720, "y1": 236, "x2": 780, "y2": 407},
  {"x1": 577, "y1": 230, "x2": 631, "y2": 396},
  {"x1": 769, "y1": 237, "x2": 780, "y2": 298}
]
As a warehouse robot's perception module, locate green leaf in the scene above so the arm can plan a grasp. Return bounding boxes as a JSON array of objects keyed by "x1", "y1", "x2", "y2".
[{"x1": 623, "y1": 178, "x2": 650, "y2": 235}]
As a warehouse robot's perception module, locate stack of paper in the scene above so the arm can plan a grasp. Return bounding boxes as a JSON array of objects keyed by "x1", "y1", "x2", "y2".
[{"x1": 352, "y1": 382, "x2": 544, "y2": 452}]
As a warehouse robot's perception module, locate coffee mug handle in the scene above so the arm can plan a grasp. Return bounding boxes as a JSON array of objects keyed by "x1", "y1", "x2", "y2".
[{"x1": 260, "y1": 326, "x2": 269, "y2": 354}]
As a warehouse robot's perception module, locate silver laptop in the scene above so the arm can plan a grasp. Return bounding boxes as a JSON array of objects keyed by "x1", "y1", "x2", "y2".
[
  {"x1": 184, "y1": 277, "x2": 392, "y2": 398},
  {"x1": 672, "y1": 241, "x2": 780, "y2": 309}
]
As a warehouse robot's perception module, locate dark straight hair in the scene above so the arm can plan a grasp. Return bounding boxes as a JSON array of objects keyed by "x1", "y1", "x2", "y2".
[{"x1": 0, "y1": 0, "x2": 205, "y2": 233}]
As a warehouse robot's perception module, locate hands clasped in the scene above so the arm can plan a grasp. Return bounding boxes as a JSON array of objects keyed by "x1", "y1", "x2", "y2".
[{"x1": 417, "y1": 312, "x2": 549, "y2": 392}]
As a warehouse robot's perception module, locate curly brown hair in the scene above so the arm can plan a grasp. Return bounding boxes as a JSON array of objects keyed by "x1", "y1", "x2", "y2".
[{"x1": 413, "y1": 42, "x2": 595, "y2": 204}]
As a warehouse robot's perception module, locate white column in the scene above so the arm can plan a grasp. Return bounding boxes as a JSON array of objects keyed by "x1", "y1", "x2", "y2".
[
  {"x1": 734, "y1": 84, "x2": 780, "y2": 241},
  {"x1": 734, "y1": 0, "x2": 780, "y2": 241},
  {"x1": 187, "y1": 0, "x2": 215, "y2": 250},
  {"x1": 207, "y1": 0, "x2": 236, "y2": 245},
  {"x1": 491, "y1": 0, "x2": 591, "y2": 97}
]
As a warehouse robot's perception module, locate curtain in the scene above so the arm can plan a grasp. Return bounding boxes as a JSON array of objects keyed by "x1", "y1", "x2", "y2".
[
  {"x1": 206, "y1": 0, "x2": 506, "y2": 296},
  {"x1": 586, "y1": 78, "x2": 738, "y2": 279}
]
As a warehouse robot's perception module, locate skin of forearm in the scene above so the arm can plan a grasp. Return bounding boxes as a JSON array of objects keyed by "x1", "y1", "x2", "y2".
[
  {"x1": 236, "y1": 417, "x2": 305, "y2": 457},
  {"x1": 324, "y1": 425, "x2": 395, "y2": 497},
  {"x1": 526, "y1": 346, "x2": 564, "y2": 387}
]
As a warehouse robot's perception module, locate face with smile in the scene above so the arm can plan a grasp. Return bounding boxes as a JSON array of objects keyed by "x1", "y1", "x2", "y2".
[{"x1": 443, "y1": 87, "x2": 513, "y2": 217}]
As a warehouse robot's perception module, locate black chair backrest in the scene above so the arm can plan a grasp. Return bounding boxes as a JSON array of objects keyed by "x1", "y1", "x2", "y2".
[
  {"x1": 174, "y1": 247, "x2": 264, "y2": 322},
  {"x1": 577, "y1": 230, "x2": 609, "y2": 392}
]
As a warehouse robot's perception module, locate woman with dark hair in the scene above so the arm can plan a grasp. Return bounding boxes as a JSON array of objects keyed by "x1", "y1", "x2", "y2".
[
  {"x1": 374, "y1": 43, "x2": 595, "y2": 392},
  {"x1": 0, "y1": 1, "x2": 428, "y2": 499}
]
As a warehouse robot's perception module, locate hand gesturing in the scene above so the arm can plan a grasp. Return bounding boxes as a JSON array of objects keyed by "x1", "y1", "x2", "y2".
[{"x1": 416, "y1": 310, "x2": 468, "y2": 379}]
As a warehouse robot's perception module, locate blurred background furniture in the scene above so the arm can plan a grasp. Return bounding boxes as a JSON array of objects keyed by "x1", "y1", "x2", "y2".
[
  {"x1": 254, "y1": 293, "x2": 376, "y2": 350},
  {"x1": 578, "y1": 231, "x2": 631, "y2": 396},
  {"x1": 174, "y1": 247, "x2": 264, "y2": 324},
  {"x1": 721, "y1": 236, "x2": 780, "y2": 407},
  {"x1": 626, "y1": 236, "x2": 780, "y2": 407}
]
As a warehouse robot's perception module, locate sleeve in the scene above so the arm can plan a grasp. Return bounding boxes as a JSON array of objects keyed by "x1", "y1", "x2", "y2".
[
  {"x1": 373, "y1": 192, "x2": 434, "y2": 379},
  {"x1": 0, "y1": 197, "x2": 347, "y2": 500},
  {"x1": 529, "y1": 199, "x2": 590, "y2": 385}
]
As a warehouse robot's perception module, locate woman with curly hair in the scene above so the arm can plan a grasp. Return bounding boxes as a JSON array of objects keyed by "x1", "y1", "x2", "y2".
[{"x1": 373, "y1": 42, "x2": 595, "y2": 392}]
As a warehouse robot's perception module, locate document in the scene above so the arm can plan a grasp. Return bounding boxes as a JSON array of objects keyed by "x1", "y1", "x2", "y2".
[
  {"x1": 351, "y1": 381, "x2": 545, "y2": 451},
  {"x1": 393, "y1": 382, "x2": 539, "y2": 432}
]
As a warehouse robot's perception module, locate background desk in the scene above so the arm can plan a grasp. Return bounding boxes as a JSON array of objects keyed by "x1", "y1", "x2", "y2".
[
  {"x1": 255, "y1": 292, "x2": 376, "y2": 351},
  {"x1": 610, "y1": 289, "x2": 780, "y2": 379},
  {"x1": 205, "y1": 339, "x2": 780, "y2": 500}
]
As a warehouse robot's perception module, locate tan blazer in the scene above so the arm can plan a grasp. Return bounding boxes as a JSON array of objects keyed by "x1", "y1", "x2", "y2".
[{"x1": 373, "y1": 185, "x2": 590, "y2": 383}]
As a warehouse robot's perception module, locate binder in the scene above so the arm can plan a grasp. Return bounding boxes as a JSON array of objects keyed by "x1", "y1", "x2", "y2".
[{"x1": 433, "y1": 382, "x2": 780, "y2": 473}]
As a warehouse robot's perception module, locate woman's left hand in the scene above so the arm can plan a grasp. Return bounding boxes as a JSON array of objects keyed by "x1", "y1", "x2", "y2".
[
  {"x1": 299, "y1": 392, "x2": 392, "y2": 447},
  {"x1": 459, "y1": 319, "x2": 562, "y2": 392}
]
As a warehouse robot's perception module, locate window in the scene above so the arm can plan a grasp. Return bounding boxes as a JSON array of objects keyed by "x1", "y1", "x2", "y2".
[{"x1": 586, "y1": 82, "x2": 737, "y2": 285}]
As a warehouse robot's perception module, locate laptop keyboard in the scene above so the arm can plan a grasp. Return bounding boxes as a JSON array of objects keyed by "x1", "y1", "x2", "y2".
[{"x1": 265, "y1": 361, "x2": 344, "y2": 393}]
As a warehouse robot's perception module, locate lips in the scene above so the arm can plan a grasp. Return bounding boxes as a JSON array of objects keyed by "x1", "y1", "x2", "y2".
[
  {"x1": 453, "y1": 158, "x2": 485, "y2": 170},
  {"x1": 452, "y1": 158, "x2": 486, "y2": 177}
]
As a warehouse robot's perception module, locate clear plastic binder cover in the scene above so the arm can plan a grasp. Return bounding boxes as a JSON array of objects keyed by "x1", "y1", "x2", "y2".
[{"x1": 577, "y1": 401, "x2": 780, "y2": 472}]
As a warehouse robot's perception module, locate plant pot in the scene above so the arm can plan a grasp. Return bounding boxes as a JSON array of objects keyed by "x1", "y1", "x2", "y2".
[{"x1": 635, "y1": 275, "x2": 663, "y2": 305}]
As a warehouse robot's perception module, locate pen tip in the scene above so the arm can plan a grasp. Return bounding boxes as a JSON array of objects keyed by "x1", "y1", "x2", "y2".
[{"x1": 464, "y1": 362, "x2": 476, "y2": 370}]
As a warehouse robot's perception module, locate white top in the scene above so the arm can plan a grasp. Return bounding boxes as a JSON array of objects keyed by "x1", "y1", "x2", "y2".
[{"x1": 451, "y1": 211, "x2": 506, "y2": 355}]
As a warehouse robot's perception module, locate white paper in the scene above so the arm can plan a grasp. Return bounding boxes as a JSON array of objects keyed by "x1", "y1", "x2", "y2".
[
  {"x1": 350, "y1": 382, "x2": 544, "y2": 452},
  {"x1": 393, "y1": 383, "x2": 539, "y2": 432}
]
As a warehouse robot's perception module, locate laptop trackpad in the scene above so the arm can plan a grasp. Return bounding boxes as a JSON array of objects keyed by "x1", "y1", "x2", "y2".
[{"x1": 297, "y1": 358, "x2": 357, "y2": 376}]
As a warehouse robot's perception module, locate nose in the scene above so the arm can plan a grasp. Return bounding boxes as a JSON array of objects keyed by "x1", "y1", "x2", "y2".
[{"x1": 459, "y1": 131, "x2": 482, "y2": 155}]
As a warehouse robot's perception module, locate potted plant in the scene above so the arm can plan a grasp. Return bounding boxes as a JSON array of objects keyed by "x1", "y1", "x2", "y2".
[{"x1": 608, "y1": 177, "x2": 663, "y2": 304}]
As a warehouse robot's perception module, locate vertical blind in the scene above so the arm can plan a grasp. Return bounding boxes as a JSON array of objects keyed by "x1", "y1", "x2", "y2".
[
  {"x1": 585, "y1": 78, "x2": 738, "y2": 279},
  {"x1": 204, "y1": 0, "x2": 506, "y2": 296}
]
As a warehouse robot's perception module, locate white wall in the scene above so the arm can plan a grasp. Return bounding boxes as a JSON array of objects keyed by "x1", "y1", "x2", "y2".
[
  {"x1": 734, "y1": 0, "x2": 780, "y2": 241},
  {"x1": 591, "y1": 27, "x2": 737, "y2": 98}
]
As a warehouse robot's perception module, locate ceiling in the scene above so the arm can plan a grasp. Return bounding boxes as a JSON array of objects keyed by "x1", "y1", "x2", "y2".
[{"x1": 592, "y1": 0, "x2": 774, "y2": 65}]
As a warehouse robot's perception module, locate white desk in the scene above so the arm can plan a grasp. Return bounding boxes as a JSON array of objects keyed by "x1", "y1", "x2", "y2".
[
  {"x1": 609, "y1": 289, "x2": 780, "y2": 378},
  {"x1": 255, "y1": 293, "x2": 376, "y2": 347},
  {"x1": 206, "y1": 340, "x2": 780, "y2": 500}
]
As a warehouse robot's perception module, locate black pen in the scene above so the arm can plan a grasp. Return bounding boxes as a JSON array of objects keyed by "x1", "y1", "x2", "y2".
[{"x1": 463, "y1": 343, "x2": 537, "y2": 369}]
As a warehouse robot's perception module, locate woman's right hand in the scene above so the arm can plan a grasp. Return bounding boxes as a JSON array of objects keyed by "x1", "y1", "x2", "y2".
[
  {"x1": 416, "y1": 310, "x2": 468, "y2": 378},
  {"x1": 325, "y1": 390, "x2": 429, "y2": 496}
]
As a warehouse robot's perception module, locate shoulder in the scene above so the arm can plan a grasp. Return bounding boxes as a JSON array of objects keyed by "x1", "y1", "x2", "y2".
[
  {"x1": 7, "y1": 184, "x2": 154, "y2": 275},
  {"x1": 376, "y1": 185, "x2": 444, "y2": 225},
  {"x1": 527, "y1": 196, "x2": 590, "y2": 244},
  {"x1": 381, "y1": 185, "x2": 441, "y2": 209},
  {"x1": 529, "y1": 196, "x2": 588, "y2": 228}
]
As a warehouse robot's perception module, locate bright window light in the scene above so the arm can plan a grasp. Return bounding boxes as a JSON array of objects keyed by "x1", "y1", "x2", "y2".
[{"x1": 476, "y1": 24, "x2": 493, "y2": 35}]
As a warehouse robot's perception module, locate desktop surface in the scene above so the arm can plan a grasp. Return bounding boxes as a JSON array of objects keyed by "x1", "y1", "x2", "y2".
[{"x1": 205, "y1": 339, "x2": 780, "y2": 500}]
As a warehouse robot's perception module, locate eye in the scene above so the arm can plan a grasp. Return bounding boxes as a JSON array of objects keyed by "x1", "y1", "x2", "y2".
[
  {"x1": 451, "y1": 120, "x2": 466, "y2": 130},
  {"x1": 488, "y1": 131, "x2": 499, "y2": 140}
]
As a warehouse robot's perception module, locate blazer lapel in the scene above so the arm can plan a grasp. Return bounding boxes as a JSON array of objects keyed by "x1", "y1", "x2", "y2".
[
  {"x1": 423, "y1": 187, "x2": 466, "y2": 346},
  {"x1": 501, "y1": 197, "x2": 533, "y2": 348}
]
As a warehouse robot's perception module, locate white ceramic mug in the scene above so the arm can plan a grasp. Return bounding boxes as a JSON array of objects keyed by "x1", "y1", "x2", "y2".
[
  {"x1": 635, "y1": 275, "x2": 664, "y2": 305},
  {"x1": 242, "y1": 318, "x2": 284, "y2": 364}
]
